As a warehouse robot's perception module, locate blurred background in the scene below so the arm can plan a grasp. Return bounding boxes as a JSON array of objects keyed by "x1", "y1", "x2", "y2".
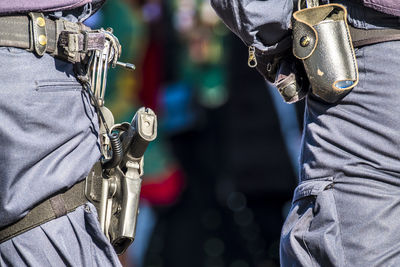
[{"x1": 86, "y1": 0, "x2": 304, "y2": 266}]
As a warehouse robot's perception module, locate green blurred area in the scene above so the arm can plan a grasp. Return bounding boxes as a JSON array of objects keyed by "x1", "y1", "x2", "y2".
[{"x1": 89, "y1": 0, "x2": 230, "y2": 176}]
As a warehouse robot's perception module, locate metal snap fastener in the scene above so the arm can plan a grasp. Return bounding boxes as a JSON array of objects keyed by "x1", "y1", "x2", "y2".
[
  {"x1": 36, "y1": 17, "x2": 46, "y2": 27},
  {"x1": 38, "y1": 35, "x2": 47, "y2": 46},
  {"x1": 300, "y1": 36, "x2": 311, "y2": 47}
]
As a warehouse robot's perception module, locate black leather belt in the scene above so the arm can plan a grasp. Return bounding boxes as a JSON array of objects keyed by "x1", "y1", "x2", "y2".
[
  {"x1": 349, "y1": 25, "x2": 400, "y2": 47},
  {"x1": 0, "y1": 179, "x2": 88, "y2": 244},
  {"x1": 0, "y1": 12, "x2": 105, "y2": 63}
]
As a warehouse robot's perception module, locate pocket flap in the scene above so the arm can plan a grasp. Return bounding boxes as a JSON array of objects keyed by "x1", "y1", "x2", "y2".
[
  {"x1": 293, "y1": 178, "x2": 334, "y2": 202},
  {"x1": 293, "y1": 4, "x2": 348, "y2": 60},
  {"x1": 292, "y1": 19, "x2": 317, "y2": 60}
]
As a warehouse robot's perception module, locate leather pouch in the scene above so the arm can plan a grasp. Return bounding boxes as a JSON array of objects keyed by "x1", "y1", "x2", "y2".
[{"x1": 292, "y1": 4, "x2": 358, "y2": 103}]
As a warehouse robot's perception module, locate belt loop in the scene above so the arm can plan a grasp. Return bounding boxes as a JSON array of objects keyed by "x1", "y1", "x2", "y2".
[
  {"x1": 49, "y1": 195, "x2": 68, "y2": 218},
  {"x1": 28, "y1": 12, "x2": 48, "y2": 56}
]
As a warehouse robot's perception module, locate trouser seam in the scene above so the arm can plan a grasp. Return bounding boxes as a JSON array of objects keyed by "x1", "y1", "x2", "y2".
[
  {"x1": 302, "y1": 197, "x2": 317, "y2": 267},
  {"x1": 331, "y1": 189, "x2": 348, "y2": 267}
]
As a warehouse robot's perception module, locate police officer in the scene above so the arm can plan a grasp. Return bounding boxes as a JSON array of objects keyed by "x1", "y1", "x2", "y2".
[
  {"x1": 0, "y1": 1, "x2": 121, "y2": 266},
  {"x1": 211, "y1": 0, "x2": 400, "y2": 265}
]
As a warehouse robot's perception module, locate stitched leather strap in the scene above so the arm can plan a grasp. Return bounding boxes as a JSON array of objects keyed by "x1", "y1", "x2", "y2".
[
  {"x1": 28, "y1": 12, "x2": 48, "y2": 56},
  {"x1": 0, "y1": 14, "x2": 105, "y2": 63}
]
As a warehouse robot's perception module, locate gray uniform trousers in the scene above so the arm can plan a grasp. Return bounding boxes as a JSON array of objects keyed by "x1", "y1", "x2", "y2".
[
  {"x1": 0, "y1": 47, "x2": 121, "y2": 266},
  {"x1": 0, "y1": 203, "x2": 121, "y2": 266},
  {"x1": 280, "y1": 13, "x2": 400, "y2": 267},
  {"x1": 210, "y1": 0, "x2": 400, "y2": 265}
]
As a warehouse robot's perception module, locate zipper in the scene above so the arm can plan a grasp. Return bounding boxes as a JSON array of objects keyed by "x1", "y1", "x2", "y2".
[{"x1": 248, "y1": 46, "x2": 257, "y2": 68}]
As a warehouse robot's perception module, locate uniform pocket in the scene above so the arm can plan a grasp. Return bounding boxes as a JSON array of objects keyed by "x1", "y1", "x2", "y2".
[
  {"x1": 35, "y1": 79, "x2": 83, "y2": 93},
  {"x1": 281, "y1": 178, "x2": 346, "y2": 267}
]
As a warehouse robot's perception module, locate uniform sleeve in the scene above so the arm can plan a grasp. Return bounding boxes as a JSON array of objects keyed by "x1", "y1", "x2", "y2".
[
  {"x1": 0, "y1": 0, "x2": 91, "y2": 14},
  {"x1": 210, "y1": 0, "x2": 294, "y2": 55}
]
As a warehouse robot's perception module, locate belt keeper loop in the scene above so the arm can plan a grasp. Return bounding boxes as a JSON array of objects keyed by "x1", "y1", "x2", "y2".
[
  {"x1": 82, "y1": 30, "x2": 89, "y2": 53},
  {"x1": 28, "y1": 12, "x2": 48, "y2": 56}
]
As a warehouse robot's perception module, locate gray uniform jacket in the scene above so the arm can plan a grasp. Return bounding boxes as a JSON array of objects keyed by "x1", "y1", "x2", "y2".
[
  {"x1": 210, "y1": 0, "x2": 295, "y2": 54},
  {"x1": 0, "y1": 0, "x2": 90, "y2": 14},
  {"x1": 0, "y1": 0, "x2": 106, "y2": 18},
  {"x1": 212, "y1": 0, "x2": 400, "y2": 266},
  {"x1": 210, "y1": 0, "x2": 400, "y2": 53}
]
